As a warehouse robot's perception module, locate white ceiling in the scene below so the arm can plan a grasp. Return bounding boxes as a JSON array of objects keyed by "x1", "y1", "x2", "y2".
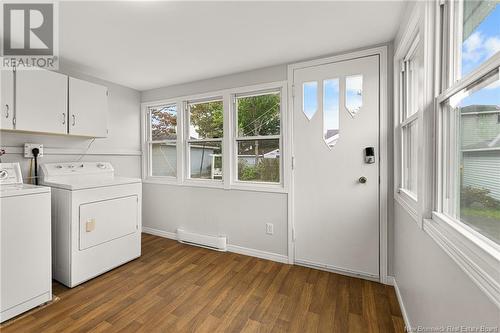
[{"x1": 59, "y1": 1, "x2": 406, "y2": 91}]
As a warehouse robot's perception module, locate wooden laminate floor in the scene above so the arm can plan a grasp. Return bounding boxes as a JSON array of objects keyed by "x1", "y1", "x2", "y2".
[{"x1": 2, "y1": 234, "x2": 405, "y2": 333}]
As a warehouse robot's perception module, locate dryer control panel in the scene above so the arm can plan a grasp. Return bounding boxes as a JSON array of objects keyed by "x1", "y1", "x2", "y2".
[{"x1": 40, "y1": 162, "x2": 114, "y2": 179}]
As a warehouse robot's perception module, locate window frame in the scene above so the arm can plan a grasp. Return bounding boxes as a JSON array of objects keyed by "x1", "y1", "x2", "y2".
[
  {"x1": 144, "y1": 101, "x2": 181, "y2": 182},
  {"x1": 394, "y1": 9, "x2": 423, "y2": 222},
  {"x1": 232, "y1": 88, "x2": 283, "y2": 188},
  {"x1": 141, "y1": 81, "x2": 288, "y2": 193},
  {"x1": 185, "y1": 97, "x2": 225, "y2": 184},
  {"x1": 427, "y1": 0, "x2": 500, "y2": 307}
]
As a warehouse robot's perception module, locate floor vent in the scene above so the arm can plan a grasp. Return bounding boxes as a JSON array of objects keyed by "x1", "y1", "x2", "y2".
[{"x1": 176, "y1": 229, "x2": 227, "y2": 252}]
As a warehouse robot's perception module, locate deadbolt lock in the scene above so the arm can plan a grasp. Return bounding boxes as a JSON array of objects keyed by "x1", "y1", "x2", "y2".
[{"x1": 359, "y1": 176, "x2": 367, "y2": 184}]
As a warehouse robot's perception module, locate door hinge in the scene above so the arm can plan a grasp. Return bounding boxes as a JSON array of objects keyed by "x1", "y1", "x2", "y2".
[
  {"x1": 292, "y1": 84, "x2": 295, "y2": 98},
  {"x1": 292, "y1": 226, "x2": 296, "y2": 241},
  {"x1": 106, "y1": 90, "x2": 109, "y2": 97},
  {"x1": 291, "y1": 156, "x2": 295, "y2": 170}
]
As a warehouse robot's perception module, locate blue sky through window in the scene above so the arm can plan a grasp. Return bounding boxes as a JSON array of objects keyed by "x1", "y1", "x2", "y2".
[
  {"x1": 460, "y1": 3, "x2": 499, "y2": 107},
  {"x1": 303, "y1": 82, "x2": 318, "y2": 120},
  {"x1": 323, "y1": 79, "x2": 339, "y2": 140}
]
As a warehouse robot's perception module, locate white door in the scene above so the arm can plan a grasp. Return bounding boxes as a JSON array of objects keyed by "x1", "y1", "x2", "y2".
[
  {"x1": 16, "y1": 70, "x2": 68, "y2": 134},
  {"x1": 68, "y1": 77, "x2": 108, "y2": 137},
  {"x1": 293, "y1": 55, "x2": 380, "y2": 279},
  {"x1": 0, "y1": 70, "x2": 14, "y2": 130}
]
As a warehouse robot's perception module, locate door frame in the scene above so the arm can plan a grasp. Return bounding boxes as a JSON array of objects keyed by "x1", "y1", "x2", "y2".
[{"x1": 287, "y1": 45, "x2": 390, "y2": 284}]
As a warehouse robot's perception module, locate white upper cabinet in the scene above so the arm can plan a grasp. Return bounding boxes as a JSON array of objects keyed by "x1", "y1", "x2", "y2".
[
  {"x1": 16, "y1": 70, "x2": 68, "y2": 134},
  {"x1": 68, "y1": 77, "x2": 108, "y2": 137},
  {"x1": 0, "y1": 70, "x2": 14, "y2": 130}
]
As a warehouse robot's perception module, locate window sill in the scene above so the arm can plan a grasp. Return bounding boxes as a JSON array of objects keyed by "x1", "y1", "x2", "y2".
[
  {"x1": 142, "y1": 177, "x2": 287, "y2": 194},
  {"x1": 424, "y1": 212, "x2": 500, "y2": 308},
  {"x1": 394, "y1": 188, "x2": 419, "y2": 225}
]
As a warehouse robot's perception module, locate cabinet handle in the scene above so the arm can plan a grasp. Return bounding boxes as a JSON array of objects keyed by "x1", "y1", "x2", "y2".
[
  {"x1": 4, "y1": 104, "x2": 9, "y2": 118},
  {"x1": 62, "y1": 113, "x2": 66, "y2": 125},
  {"x1": 72, "y1": 114, "x2": 76, "y2": 126}
]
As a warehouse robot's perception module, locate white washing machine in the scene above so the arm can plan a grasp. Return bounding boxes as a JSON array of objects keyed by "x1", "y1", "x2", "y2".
[
  {"x1": 40, "y1": 162, "x2": 141, "y2": 288},
  {"x1": 0, "y1": 163, "x2": 52, "y2": 323}
]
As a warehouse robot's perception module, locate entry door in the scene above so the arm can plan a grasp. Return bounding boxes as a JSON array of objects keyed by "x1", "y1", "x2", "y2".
[{"x1": 293, "y1": 55, "x2": 380, "y2": 278}]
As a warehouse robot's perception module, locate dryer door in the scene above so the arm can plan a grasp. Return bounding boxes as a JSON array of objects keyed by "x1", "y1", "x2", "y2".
[{"x1": 79, "y1": 195, "x2": 138, "y2": 250}]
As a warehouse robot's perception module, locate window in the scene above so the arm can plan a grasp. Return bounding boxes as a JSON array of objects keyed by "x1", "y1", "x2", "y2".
[
  {"x1": 303, "y1": 81, "x2": 318, "y2": 120},
  {"x1": 399, "y1": 35, "x2": 422, "y2": 198},
  {"x1": 440, "y1": 70, "x2": 500, "y2": 244},
  {"x1": 147, "y1": 104, "x2": 177, "y2": 177},
  {"x1": 235, "y1": 90, "x2": 281, "y2": 183},
  {"x1": 187, "y1": 99, "x2": 223, "y2": 180},
  {"x1": 323, "y1": 79, "x2": 340, "y2": 148},
  {"x1": 438, "y1": 0, "x2": 500, "y2": 243},
  {"x1": 345, "y1": 75, "x2": 363, "y2": 117},
  {"x1": 459, "y1": 1, "x2": 500, "y2": 78}
]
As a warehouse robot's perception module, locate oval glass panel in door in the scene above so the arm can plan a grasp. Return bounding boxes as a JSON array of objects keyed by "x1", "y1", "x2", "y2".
[
  {"x1": 346, "y1": 75, "x2": 363, "y2": 117},
  {"x1": 323, "y1": 78, "x2": 340, "y2": 148},
  {"x1": 302, "y1": 81, "x2": 318, "y2": 120}
]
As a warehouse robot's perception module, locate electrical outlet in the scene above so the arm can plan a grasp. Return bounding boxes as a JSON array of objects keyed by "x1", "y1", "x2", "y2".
[
  {"x1": 24, "y1": 143, "x2": 44, "y2": 158},
  {"x1": 266, "y1": 223, "x2": 274, "y2": 235}
]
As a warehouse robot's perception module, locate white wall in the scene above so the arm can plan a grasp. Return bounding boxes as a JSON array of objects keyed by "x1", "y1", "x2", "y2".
[
  {"x1": 392, "y1": 1, "x2": 500, "y2": 329},
  {"x1": 0, "y1": 65, "x2": 142, "y2": 179},
  {"x1": 143, "y1": 184, "x2": 288, "y2": 256},
  {"x1": 142, "y1": 65, "x2": 289, "y2": 257},
  {"x1": 394, "y1": 202, "x2": 499, "y2": 328},
  {"x1": 141, "y1": 47, "x2": 394, "y2": 263}
]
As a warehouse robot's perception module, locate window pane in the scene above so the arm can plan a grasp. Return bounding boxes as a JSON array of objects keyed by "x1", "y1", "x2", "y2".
[
  {"x1": 346, "y1": 75, "x2": 363, "y2": 117},
  {"x1": 237, "y1": 92, "x2": 280, "y2": 137},
  {"x1": 447, "y1": 75, "x2": 500, "y2": 243},
  {"x1": 237, "y1": 139, "x2": 280, "y2": 183},
  {"x1": 189, "y1": 100, "x2": 223, "y2": 139},
  {"x1": 403, "y1": 120, "x2": 418, "y2": 196},
  {"x1": 150, "y1": 104, "x2": 176, "y2": 141},
  {"x1": 303, "y1": 82, "x2": 318, "y2": 120},
  {"x1": 151, "y1": 143, "x2": 176, "y2": 177},
  {"x1": 189, "y1": 141, "x2": 222, "y2": 180},
  {"x1": 323, "y1": 79, "x2": 340, "y2": 148},
  {"x1": 461, "y1": 1, "x2": 500, "y2": 77}
]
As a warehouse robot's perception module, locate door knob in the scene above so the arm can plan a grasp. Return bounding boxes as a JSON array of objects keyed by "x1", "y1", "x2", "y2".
[{"x1": 358, "y1": 176, "x2": 367, "y2": 184}]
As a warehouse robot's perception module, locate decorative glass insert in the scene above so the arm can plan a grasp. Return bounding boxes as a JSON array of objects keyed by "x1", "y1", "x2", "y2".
[
  {"x1": 303, "y1": 81, "x2": 318, "y2": 120},
  {"x1": 237, "y1": 139, "x2": 280, "y2": 183},
  {"x1": 189, "y1": 141, "x2": 223, "y2": 180},
  {"x1": 150, "y1": 104, "x2": 177, "y2": 141},
  {"x1": 345, "y1": 75, "x2": 363, "y2": 117},
  {"x1": 461, "y1": 1, "x2": 500, "y2": 77},
  {"x1": 237, "y1": 92, "x2": 280, "y2": 137},
  {"x1": 188, "y1": 100, "x2": 223, "y2": 139},
  {"x1": 151, "y1": 143, "x2": 177, "y2": 177},
  {"x1": 443, "y1": 73, "x2": 500, "y2": 244},
  {"x1": 323, "y1": 79, "x2": 340, "y2": 148}
]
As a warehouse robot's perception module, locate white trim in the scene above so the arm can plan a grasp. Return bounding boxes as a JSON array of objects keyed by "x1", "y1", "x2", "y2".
[
  {"x1": 226, "y1": 244, "x2": 288, "y2": 264},
  {"x1": 142, "y1": 226, "x2": 176, "y2": 240},
  {"x1": 295, "y1": 259, "x2": 379, "y2": 282},
  {"x1": 141, "y1": 226, "x2": 288, "y2": 264},
  {"x1": 425, "y1": 214, "x2": 500, "y2": 308},
  {"x1": 2, "y1": 146, "x2": 142, "y2": 156},
  {"x1": 392, "y1": 277, "x2": 412, "y2": 331},
  {"x1": 287, "y1": 45, "x2": 390, "y2": 284},
  {"x1": 395, "y1": 189, "x2": 419, "y2": 223}
]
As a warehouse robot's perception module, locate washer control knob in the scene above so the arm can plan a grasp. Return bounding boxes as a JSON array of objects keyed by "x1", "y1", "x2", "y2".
[
  {"x1": 0, "y1": 170, "x2": 8, "y2": 180},
  {"x1": 97, "y1": 163, "x2": 106, "y2": 169}
]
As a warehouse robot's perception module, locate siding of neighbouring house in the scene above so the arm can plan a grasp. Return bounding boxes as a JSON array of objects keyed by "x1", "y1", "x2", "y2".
[{"x1": 463, "y1": 150, "x2": 500, "y2": 200}]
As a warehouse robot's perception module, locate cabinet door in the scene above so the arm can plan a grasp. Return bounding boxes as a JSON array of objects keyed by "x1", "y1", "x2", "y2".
[
  {"x1": 16, "y1": 70, "x2": 68, "y2": 134},
  {"x1": 0, "y1": 70, "x2": 14, "y2": 130},
  {"x1": 68, "y1": 77, "x2": 108, "y2": 137}
]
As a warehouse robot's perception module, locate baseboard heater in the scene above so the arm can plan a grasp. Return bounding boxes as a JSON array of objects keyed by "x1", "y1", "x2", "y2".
[{"x1": 176, "y1": 229, "x2": 227, "y2": 252}]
